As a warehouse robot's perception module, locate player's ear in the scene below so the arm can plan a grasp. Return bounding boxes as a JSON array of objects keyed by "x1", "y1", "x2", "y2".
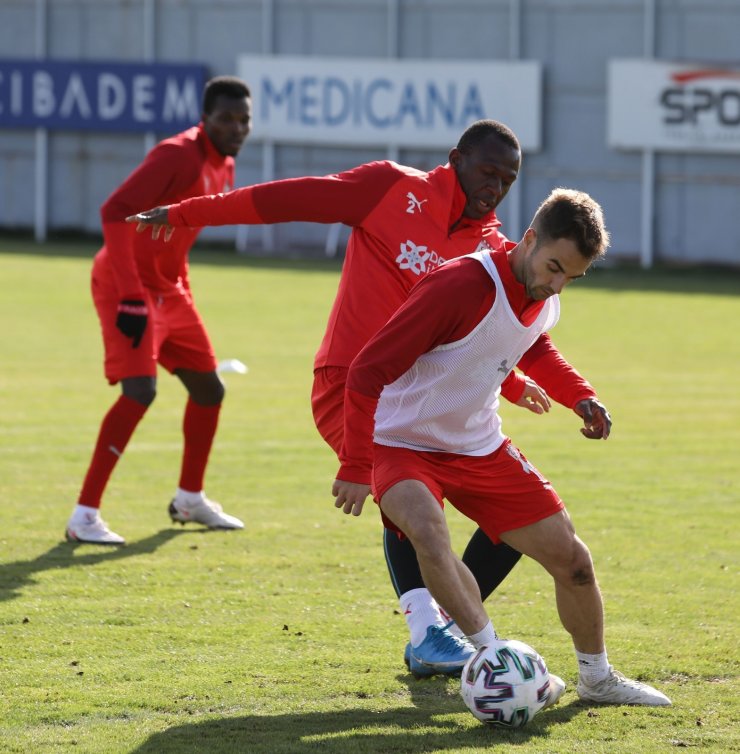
[
  {"x1": 449, "y1": 147, "x2": 461, "y2": 167},
  {"x1": 522, "y1": 228, "x2": 537, "y2": 252}
]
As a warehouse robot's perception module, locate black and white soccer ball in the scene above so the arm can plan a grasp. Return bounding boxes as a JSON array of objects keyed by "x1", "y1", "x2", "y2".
[{"x1": 460, "y1": 638, "x2": 551, "y2": 728}]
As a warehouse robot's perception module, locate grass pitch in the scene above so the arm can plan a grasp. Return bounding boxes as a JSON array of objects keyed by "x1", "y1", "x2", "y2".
[{"x1": 1, "y1": 237, "x2": 738, "y2": 753}]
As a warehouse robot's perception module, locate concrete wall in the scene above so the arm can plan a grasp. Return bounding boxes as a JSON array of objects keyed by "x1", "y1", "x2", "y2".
[{"x1": 1, "y1": 0, "x2": 739, "y2": 265}]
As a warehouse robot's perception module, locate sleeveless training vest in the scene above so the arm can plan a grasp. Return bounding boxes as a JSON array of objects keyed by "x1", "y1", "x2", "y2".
[{"x1": 374, "y1": 247, "x2": 560, "y2": 455}]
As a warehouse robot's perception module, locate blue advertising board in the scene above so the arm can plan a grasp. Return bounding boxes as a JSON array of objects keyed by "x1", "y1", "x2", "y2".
[{"x1": 0, "y1": 59, "x2": 208, "y2": 132}]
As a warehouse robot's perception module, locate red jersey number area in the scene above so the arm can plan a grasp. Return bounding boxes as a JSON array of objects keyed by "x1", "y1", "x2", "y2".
[
  {"x1": 371, "y1": 439, "x2": 564, "y2": 544},
  {"x1": 92, "y1": 260, "x2": 217, "y2": 385}
]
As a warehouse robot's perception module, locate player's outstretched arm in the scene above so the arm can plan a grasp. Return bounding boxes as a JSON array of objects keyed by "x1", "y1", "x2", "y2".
[
  {"x1": 574, "y1": 398, "x2": 612, "y2": 440},
  {"x1": 332, "y1": 479, "x2": 371, "y2": 517},
  {"x1": 126, "y1": 206, "x2": 175, "y2": 241}
]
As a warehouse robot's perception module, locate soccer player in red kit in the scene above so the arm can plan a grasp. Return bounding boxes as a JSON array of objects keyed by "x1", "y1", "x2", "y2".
[
  {"x1": 333, "y1": 188, "x2": 671, "y2": 707},
  {"x1": 65, "y1": 76, "x2": 252, "y2": 545},
  {"x1": 128, "y1": 120, "x2": 550, "y2": 676}
]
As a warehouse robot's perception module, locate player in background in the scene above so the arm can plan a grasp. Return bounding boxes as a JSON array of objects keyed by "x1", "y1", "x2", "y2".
[
  {"x1": 333, "y1": 188, "x2": 672, "y2": 707},
  {"x1": 65, "y1": 76, "x2": 252, "y2": 545},
  {"x1": 128, "y1": 120, "x2": 550, "y2": 677}
]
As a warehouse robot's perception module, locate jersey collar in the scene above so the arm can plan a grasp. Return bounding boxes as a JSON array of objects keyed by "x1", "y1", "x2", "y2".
[{"x1": 198, "y1": 122, "x2": 229, "y2": 166}]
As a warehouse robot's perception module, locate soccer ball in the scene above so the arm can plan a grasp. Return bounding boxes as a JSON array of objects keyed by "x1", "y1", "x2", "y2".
[{"x1": 460, "y1": 638, "x2": 551, "y2": 728}]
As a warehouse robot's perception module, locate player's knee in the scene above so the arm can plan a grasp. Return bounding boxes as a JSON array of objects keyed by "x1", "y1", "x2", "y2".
[
  {"x1": 122, "y1": 379, "x2": 156, "y2": 406},
  {"x1": 567, "y1": 540, "x2": 596, "y2": 587},
  {"x1": 545, "y1": 536, "x2": 595, "y2": 587},
  {"x1": 570, "y1": 562, "x2": 596, "y2": 587},
  {"x1": 206, "y1": 378, "x2": 225, "y2": 405},
  {"x1": 188, "y1": 373, "x2": 225, "y2": 406},
  {"x1": 405, "y1": 516, "x2": 450, "y2": 558}
]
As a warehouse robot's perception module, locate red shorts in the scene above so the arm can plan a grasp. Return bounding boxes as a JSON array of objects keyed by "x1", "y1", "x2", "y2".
[
  {"x1": 372, "y1": 440, "x2": 564, "y2": 543},
  {"x1": 311, "y1": 366, "x2": 348, "y2": 456},
  {"x1": 92, "y1": 262, "x2": 216, "y2": 385}
]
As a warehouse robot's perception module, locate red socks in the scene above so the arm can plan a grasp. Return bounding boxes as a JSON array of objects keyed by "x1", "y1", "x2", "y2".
[
  {"x1": 178, "y1": 399, "x2": 221, "y2": 492},
  {"x1": 78, "y1": 395, "x2": 148, "y2": 508},
  {"x1": 78, "y1": 395, "x2": 220, "y2": 507}
]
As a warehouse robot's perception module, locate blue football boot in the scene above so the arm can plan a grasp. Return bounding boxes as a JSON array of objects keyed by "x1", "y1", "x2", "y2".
[{"x1": 406, "y1": 625, "x2": 476, "y2": 678}]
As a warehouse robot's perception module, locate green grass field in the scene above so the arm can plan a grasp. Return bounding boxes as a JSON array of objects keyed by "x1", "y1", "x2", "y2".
[{"x1": 1, "y1": 238, "x2": 738, "y2": 753}]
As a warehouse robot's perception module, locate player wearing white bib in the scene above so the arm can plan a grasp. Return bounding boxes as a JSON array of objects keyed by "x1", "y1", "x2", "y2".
[{"x1": 334, "y1": 189, "x2": 671, "y2": 707}]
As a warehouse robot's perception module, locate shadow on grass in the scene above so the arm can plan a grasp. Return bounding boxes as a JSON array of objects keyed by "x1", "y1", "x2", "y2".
[
  {"x1": 130, "y1": 676, "x2": 584, "y2": 754},
  {"x1": 0, "y1": 528, "x2": 199, "y2": 602}
]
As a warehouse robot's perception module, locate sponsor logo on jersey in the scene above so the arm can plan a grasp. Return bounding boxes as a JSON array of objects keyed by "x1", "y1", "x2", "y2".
[{"x1": 396, "y1": 238, "x2": 447, "y2": 276}]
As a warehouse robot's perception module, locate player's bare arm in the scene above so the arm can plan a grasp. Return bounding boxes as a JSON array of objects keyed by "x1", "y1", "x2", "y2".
[
  {"x1": 126, "y1": 206, "x2": 175, "y2": 241},
  {"x1": 332, "y1": 479, "x2": 371, "y2": 517},
  {"x1": 575, "y1": 398, "x2": 612, "y2": 440}
]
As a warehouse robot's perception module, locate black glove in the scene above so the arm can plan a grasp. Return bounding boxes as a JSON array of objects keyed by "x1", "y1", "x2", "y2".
[{"x1": 115, "y1": 299, "x2": 148, "y2": 348}]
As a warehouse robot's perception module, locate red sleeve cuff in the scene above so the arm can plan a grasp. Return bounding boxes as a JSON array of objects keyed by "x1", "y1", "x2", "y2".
[
  {"x1": 570, "y1": 389, "x2": 598, "y2": 411},
  {"x1": 168, "y1": 187, "x2": 261, "y2": 227},
  {"x1": 336, "y1": 464, "x2": 372, "y2": 486},
  {"x1": 500, "y1": 371, "x2": 526, "y2": 403}
]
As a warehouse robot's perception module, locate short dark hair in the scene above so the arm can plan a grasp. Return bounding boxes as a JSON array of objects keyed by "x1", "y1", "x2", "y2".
[
  {"x1": 202, "y1": 76, "x2": 251, "y2": 114},
  {"x1": 531, "y1": 188, "x2": 610, "y2": 260},
  {"x1": 456, "y1": 119, "x2": 520, "y2": 154}
]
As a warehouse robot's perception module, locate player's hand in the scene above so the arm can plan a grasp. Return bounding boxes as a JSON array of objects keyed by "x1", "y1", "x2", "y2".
[
  {"x1": 515, "y1": 376, "x2": 551, "y2": 415},
  {"x1": 574, "y1": 398, "x2": 612, "y2": 440},
  {"x1": 115, "y1": 299, "x2": 148, "y2": 348},
  {"x1": 332, "y1": 479, "x2": 371, "y2": 516},
  {"x1": 126, "y1": 206, "x2": 175, "y2": 241}
]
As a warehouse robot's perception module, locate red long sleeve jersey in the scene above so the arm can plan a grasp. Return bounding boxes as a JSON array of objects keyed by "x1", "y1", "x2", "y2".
[
  {"x1": 97, "y1": 124, "x2": 234, "y2": 298},
  {"x1": 168, "y1": 160, "x2": 509, "y2": 368},
  {"x1": 338, "y1": 247, "x2": 598, "y2": 484}
]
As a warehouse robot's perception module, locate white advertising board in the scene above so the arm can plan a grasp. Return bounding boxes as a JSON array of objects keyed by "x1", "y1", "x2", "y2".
[
  {"x1": 608, "y1": 59, "x2": 740, "y2": 153},
  {"x1": 237, "y1": 54, "x2": 542, "y2": 151}
]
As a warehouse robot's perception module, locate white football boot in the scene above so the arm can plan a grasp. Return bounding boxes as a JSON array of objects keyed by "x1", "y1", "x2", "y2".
[
  {"x1": 65, "y1": 509, "x2": 125, "y2": 545},
  {"x1": 577, "y1": 667, "x2": 671, "y2": 706},
  {"x1": 168, "y1": 495, "x2": 244, "y2": 530}
]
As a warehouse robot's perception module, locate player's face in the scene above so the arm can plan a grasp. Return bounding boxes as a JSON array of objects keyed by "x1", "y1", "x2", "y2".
[
  {"x1": 519, "y1": 231, "x2": 592, "y2": 300},
  {"x1": 203, "y1": 94, "x2": 252, "y2": 157},
  {"x1": 450, "y1": 135, "x2": 521, "y2": 220}
]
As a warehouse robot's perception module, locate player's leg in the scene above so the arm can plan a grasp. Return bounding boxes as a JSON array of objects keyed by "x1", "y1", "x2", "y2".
[
  {"x1": 383, "y1": 529, "x2": 476, "y2": 676},
  {"x1": 461, "y1": 528, "x2": 522, "y2": 602},
  {"x1": 421, "y1": 528, "x2": 522, "y2": 641},
  {"x1": 502, "y1": 510, "x2": 605, "y2": 651},
  {"x1": 313, "y1": 368, "x2": 471, "y2": 676},
  {"x1": 379, "y1": 479, "x2": 495, "y2": 646},
  {"x1": 167, "y1": 367, "x2": 242, "y2": 529},
  {"x1": 160, "y1": 294, "x2": 242, "y2": 530},
  {"x1": 444, "y1": 446, "x2": 568, "y2": 709},
  {"x1": 498, "y1": 460, "x2": 671, "y2": 706},
  {"x1": 66, "y1": 270, "x2": 157, "y2": 545},
  {"x1": 374, "y1": 446, "x2": 501, "y2": 676}
]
